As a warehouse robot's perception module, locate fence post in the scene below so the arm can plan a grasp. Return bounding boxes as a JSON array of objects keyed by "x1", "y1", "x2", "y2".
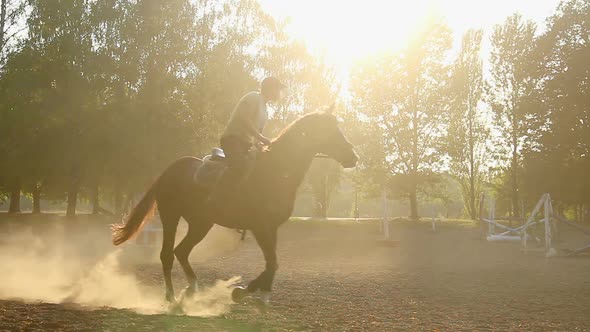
[
  {"x1": 544, "y1": 194, "x2": 553, "y2": 256},
  {"x1": 381, "y1": 189, "x2": 390, "y2": 240},
  {"x1": 488, "y1": 198, "x2": 496, "y2": 237}
]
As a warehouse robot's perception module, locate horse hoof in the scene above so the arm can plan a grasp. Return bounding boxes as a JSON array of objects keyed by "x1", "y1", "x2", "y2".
[
  {"x1": 168, "y1": 300, "x2": 185, "y2": 315},
  {"x1": 251, "y1": 297, "x2": 268, "y2": 313},
  {"x1": 184, "y1": 286, "x2": 197, "y2": 298},
  {"x1": 165, "y1": 293, "x2": 177, "y2": 304},
  {"x1": 231, "y1": 286, "x2": 248, "y2": 303}
]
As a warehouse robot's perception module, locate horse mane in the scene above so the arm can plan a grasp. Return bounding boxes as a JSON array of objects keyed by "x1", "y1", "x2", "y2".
[{"x1": 271, "y1": 110, "x2": 329, "y2": 143}]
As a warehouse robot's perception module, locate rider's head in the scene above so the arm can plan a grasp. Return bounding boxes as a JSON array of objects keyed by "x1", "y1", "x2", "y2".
[{"x1": 260, "y1": 77, "x2": 285, "y2": 103}]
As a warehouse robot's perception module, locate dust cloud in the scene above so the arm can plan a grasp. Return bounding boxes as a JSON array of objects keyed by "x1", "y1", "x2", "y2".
[{"x1": 0, "y1": 218, "x2": 243, "y2": 316}]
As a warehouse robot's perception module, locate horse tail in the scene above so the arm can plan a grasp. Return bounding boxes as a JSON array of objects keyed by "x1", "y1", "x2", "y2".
[{"x1": 111, "y1": 181, "x2": 158, "y2": 246}]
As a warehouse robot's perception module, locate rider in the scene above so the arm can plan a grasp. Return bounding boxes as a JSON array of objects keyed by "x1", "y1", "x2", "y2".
[{"x1": 208, "y1": 77, "x2": 285, "y2": 207}]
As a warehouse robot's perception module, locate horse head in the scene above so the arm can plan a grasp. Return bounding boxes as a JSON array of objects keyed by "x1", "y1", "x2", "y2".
[{"x1": 285, "y1": 105, "x2": 358, "y2": 168}]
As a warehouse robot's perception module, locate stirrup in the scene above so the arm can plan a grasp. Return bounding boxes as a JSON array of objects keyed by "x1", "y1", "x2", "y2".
[{"x1": 210, "y1": 148, "x2": 225, "y2": 161}]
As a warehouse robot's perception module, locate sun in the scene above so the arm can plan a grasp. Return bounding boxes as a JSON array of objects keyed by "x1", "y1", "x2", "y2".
[
  {"x1": 260, "y1": 0, "x2": 561, "y2": 70},
  {"x1": 268, "y1": 0, "x2": 431, "y2": 66}
]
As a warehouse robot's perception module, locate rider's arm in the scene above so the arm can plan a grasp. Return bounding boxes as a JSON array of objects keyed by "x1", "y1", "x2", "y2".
[
  {"x1": 243, "y1": 115, "x2": 267, "y2": 141},
  {"x1": 238, "y1": 98, "x2": 270, "y2": 144}
]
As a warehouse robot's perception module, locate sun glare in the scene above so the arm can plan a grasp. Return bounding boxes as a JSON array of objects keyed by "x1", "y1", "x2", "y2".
[
  {"x1": 260, "y1": 0, "x2": 561, "y2": 68},
  {"x1": 280, "y1": 0, "x2": 429, "y2": 65}
]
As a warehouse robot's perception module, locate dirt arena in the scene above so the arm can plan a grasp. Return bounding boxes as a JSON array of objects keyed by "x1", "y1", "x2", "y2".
[{"x1": 1, "y1": 216, "x2": 589, "y2": 331}]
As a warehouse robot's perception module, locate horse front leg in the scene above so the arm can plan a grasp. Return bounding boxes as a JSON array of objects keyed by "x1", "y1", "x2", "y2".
[{"x1": 233, "y1": 226, "x2": 278, "y2": 305}]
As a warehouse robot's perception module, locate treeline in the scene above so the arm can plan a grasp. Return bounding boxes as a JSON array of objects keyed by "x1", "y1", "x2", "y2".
[
  {"x1": 0, "y1": 0, "x2": 336, "y2": 216},
  {"x1": 350, "y1": 0, "x2": 590, "y2": 221},
  {"x1": 1, "y1": 0, "x2": 589, "y2": 222}
]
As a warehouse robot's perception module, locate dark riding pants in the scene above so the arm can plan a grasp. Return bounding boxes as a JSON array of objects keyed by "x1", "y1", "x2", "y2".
[
  {"x1": 220, "y1": 136, "x2": 251, "y2": 171},
  {"x1": 208, "y1": 136, "x2": 252, "y2": 205}
]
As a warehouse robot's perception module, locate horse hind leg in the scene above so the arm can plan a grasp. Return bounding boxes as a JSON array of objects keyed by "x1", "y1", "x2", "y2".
[
  {"x1": 174, "y1": 217, "x2": 213, "y2": 296},
  {"x1": 159, "y1": 210, "x2": 180, "y2": 303}
]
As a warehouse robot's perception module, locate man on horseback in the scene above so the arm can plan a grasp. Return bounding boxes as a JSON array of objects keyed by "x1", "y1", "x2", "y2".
[
  {"x1": 208, "y1": 77, "x2": 285, "y2": 207},
  {"x1": 113, "y1": 102, "x2": 358, "y2": 306}
]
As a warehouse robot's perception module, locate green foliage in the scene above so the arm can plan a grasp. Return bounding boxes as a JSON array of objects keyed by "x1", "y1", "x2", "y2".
[
  {"x1": 2, "y1": 0, "x2": 590, "y2": 221},
  {"x1": 350, "y1": 16, "x2": 452, "y2": 219},
  {"x1": 487, "y1": 14, "x2": 537, "y2": 217},
  {"x1": 447, "y1": 29, "x2": 489, "y2": 219},
  {"x1": 0, "y1": 0, "x2": 336, "y2": 215},
  {"x1": 521, "y1": 0, "x2": 590, "y2": 218},
  {"x1": 0, "y1": 0, "x2": 27, "y2": 67}
]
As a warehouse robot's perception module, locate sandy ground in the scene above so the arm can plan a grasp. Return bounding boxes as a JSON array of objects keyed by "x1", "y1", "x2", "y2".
[{"x1": 1, "y1": 217, "x2": 590, "y2": 331}]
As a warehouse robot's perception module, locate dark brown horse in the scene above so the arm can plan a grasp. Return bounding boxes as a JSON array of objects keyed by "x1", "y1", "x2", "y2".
[{"x1": 111, "y1": 108, "x2": 358, "y2": 305}]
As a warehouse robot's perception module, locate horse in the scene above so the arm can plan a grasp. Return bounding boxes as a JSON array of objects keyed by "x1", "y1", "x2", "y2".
[{"x1": 111, "y1": 107, "x2": 358, "y2": 305}]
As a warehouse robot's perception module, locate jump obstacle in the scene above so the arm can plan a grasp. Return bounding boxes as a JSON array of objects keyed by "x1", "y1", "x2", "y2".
[
  {"x1": 378, "y1": 190, "x2": 398, "y2": 246},
  {"x1": 480, "y1": 197, "x2": 534, "y2": 242},
  {"x1": 480, "y1": 193, "x2": 590, "y2": 257},
  {"x1": 521, "y1": 193, "x2": 590, "y2": 257}
]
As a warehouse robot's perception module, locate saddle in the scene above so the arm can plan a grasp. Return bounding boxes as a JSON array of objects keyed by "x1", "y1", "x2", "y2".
[
  {"x1": 192, "y1": 148, "x2": 256, "y2": 187},
  {"x1": 193, "y1": 148, "x2": 227, "y2": 187}
]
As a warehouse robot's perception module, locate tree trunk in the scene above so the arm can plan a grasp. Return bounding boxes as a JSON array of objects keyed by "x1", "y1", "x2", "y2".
[
  {"x1": 314, "y1": 198, "x2": 327, "y2": 219},
  {"x1": 312, "y1": 176, "x2": 328, "y2": 219},
  {"x1": 478, "y1": 193, "x2": 485, "y2": 220},
  {"x1": 66, "y1": 178, "x2": 79, "y2": 218},
  {"x1": 510, "y1": 87, "x2": 520, "y2": 218},
  {"x1": 0, "y1": 0, "x2": 7, "y2": 53},
  {"x1": 321, "y1": 174, "x2": 328, "y2": 218},
  {"x1": 91, "y1": 183, "x2": 100, "y2": 215},
  {"x1": 409, "y1": 186, "x2": 419, "y2": 220},
  {"x1": 8, "y1": 177, "x2": 21, "y2": 213},
  {"x1": 354, "y1": 186, "x2": 360, "y2": 219},
  {"x1": 511, "y1": 153, "x2": 520, "y2": 218},
  {"x1": 32, "y1": 183, "x2": 41, "y2": 214},
  {"x1": 468, "y1": 176, "x2": 477, "y2": 220},
  {"x1": 468, "y1": 99, "x2": 477, "y2": 220}
]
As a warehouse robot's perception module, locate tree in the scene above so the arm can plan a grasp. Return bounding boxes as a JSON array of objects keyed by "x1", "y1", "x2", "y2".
[
  {"x1": 300, "y1": 58, "x2": 341, "y2": 218},
  {"x1": 487, "y1": 14, "x2": 537, "y2": 218},
  {"x1": 256, "y1": 21, "x2": 342, "y2": 218},
  {"x1": 447, "y1": 29, "x2": 489, "y2": 220},
  {"x1": 0, "y1": 44, "x2": 54, "y2": 213},
  {"x1": 0, "y1": 0, "x2": 26, "y2": 67},
  {"x1": 306, "y1": 158, "x2": 341, "y2": 218},
  {"x1": 0, "y1": 0, "x2": 352, "y2": 216},
  {"x1": 24, "y1": 0, "x2": 97, "y2": 217},
  {"x1": 261, "y1": 25, "x2": 339, "y2": 133},
  {"x1": 350, "y1": 17, "x2": 452, "y2": 219},
  {"x1": 0, "y1": 0, "x2": 27, "y2": 211},
  {"x1": 521, "y1": 0, "x2": 590, "y2": 219}
]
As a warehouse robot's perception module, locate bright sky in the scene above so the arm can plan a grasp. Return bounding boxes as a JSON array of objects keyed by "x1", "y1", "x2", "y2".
[{"x1": 258, "y1": 0, "x2": 561, "y2": 75}]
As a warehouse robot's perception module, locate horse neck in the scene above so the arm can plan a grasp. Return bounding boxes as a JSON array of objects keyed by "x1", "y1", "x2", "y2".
[{"x1": 264, "y1": 133, "x2": 316, "y2": 190}]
